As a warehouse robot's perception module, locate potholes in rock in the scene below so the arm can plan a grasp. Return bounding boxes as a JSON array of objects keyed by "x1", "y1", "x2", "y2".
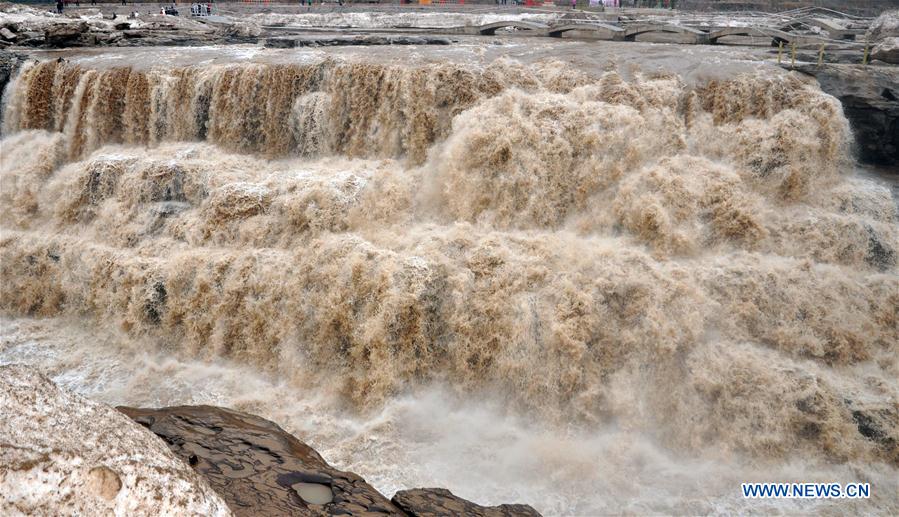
[{"x1": 291, "y1": 482, "x2": 333, "y2": 505}]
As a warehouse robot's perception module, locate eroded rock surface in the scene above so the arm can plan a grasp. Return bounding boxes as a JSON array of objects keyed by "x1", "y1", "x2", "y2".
[
  {"x1": 392, "y1": 488, "x2": 541, "y2": 517},
  {"x1": 118, "y1": 405, "x2": 406, "y2": 516},
  {"x1": 792, "y1": 63, "x2": 899, "y2": 167},
  {"x1": 44, "y1": 21, "x2": 90, "y2": 47},
  {"x1": 0, "y1": 369, "x2": 539, "y2": 517},
  {"x1": 867, "y1": 10, "x2": 899, "y2": 44},
  {"x1": 0, "y1": 51, "x2": 24, "y2": 104},
  {"x1": 0, "y1": 4, "x2": 220, "y2": 48},
  {"x1": 0, "y1": 365, "x2": 230, "y2": 516},
  {"x1": 118, "y1": 405, "x2": 543, "y2": 516},
  {"x1": 872, "y1": 36, "x2": 899, "y2": 65}
]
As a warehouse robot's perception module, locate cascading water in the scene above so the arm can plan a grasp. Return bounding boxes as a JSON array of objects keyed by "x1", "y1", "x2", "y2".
[{"x1": 1, "y1": 55, "x2": 897, "y2": 514}]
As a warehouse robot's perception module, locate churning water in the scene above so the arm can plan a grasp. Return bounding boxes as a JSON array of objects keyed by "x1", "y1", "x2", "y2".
[{"x1": 1, "y1": 49, "x2": 897, "y2": 514}]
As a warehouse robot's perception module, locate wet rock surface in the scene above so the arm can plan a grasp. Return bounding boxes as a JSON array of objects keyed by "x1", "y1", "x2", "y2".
[
  {"x1": 850, "y1": 407, "x2": 899, "y2": 465},
  {"x1": 119, "y1": 405, "x2": 541, "y2": 516},
  {"x1": 0, "y1": 367, "x2": 540, "y2": 516},
  {"x1": 791, "y1": 63, "x2": 899, "y2": 167},
  {"x1": 119, "y1": 405, "x2": 402, "y2": 516},
  {"x1": 392, "y1": 488, "x2": 542, "y2": 517},
  {"x1": 0, "y1": 51, "x2": 24, "y2": 103}
]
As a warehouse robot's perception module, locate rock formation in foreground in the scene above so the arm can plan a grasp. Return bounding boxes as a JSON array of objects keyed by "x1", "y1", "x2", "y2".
[
  {"x1": 119, "y1": 405, "x2": 542, "y2": 517},
  {"x1": 0, "y1": 364, "x2": 540, "y2": 516},
  {"x1": 0, "y1": 365, "x2": 230, "y2": 516},
  {"x1": 392, "y1": 489, "x2": 541, "y2": 517},
  {"x1": 118, "y1": 405, "x2": 403, "y2": 516}
]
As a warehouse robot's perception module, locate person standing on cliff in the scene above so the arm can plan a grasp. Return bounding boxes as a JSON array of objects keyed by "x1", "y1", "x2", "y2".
[
  {"x1": 56, "y1": 0, "x2": 64, "y2": 14},
  {"x1": 571, "y1": 0, "x2": 576, "y2": 8}
]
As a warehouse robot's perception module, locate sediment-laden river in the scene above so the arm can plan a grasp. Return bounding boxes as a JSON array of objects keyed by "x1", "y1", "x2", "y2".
[{"x1": 1, "y1": 42, "x2": 897, "y2": 514}]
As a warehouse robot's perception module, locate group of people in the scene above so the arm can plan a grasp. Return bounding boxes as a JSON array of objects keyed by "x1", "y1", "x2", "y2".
[
  {"x1": 55, "y1": 0, "x2": 93, "y2": 13},
  {"x1": 189, "y1": 3, "x2": 213, "y2": 16},
  {"x1": 299, "y1": 0, "x2": 345, "y2": 6},
  {"x1": 492, "y1": 0, "x2": 577, "y2": 6},
  {"x1": 53, "y1": 0, "x2": 172, "y2": 14},
  {"x1": 54, "y1": 0, "x2": 219, "y2": 15}
]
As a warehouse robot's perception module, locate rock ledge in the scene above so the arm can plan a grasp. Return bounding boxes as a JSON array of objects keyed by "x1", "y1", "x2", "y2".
[{"x1": 118, "y1": 405, "x2": 542, "y2": 517}]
